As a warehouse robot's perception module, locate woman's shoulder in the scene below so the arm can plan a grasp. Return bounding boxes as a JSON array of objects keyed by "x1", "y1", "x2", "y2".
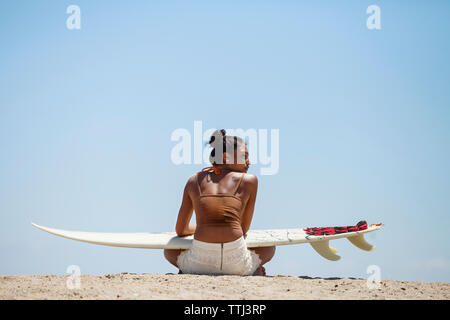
[
  {"x1": 240, "y1": 172, "x2": 258, "y2": 188},
  {"x1": 241, "y1": 172, "x2": 257, "y2": 180},
  {"x1": 187, "y1": 173, "x2": 200, "y2": 184}
]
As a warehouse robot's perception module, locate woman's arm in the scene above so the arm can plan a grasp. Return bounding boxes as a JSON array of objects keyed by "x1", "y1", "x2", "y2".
[
  {"x1": 175, "y1": 177, "x2": 196, "y2": 237},
  {"x1": 240, "y1": 174, "x2": 258, "y2": 235}
]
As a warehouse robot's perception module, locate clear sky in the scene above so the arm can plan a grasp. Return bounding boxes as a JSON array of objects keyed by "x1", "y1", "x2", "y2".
[{"x1": 1, "y1": 0, "x2": 449, "y2": 282}]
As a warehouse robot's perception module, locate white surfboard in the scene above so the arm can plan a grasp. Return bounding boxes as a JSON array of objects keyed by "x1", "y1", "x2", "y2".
[{"x1": 31, "y1": 222, "x2": 382, "y2": 261}]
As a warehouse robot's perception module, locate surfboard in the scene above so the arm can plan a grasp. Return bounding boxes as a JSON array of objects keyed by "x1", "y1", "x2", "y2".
[{"x1": 31, "y1": 222, "x2": 383, "y2": 261}]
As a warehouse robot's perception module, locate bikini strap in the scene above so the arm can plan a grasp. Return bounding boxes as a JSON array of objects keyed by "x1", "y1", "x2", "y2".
[
  {"x1": 197, "y1": 171, "x2": 245, "y2": 196},
  {"x1": 233, "y1": 173, "x2": 246, "y2": 195}
]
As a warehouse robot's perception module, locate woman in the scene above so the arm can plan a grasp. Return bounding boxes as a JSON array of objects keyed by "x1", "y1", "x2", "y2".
[{"x1": 164, "y1": 129, "x2": 276, "y2": 276}]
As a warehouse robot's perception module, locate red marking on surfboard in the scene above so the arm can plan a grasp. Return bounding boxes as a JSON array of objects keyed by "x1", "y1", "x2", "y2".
[{"x1": 304, "y1": 221, "x2": 368, "y2": 236}]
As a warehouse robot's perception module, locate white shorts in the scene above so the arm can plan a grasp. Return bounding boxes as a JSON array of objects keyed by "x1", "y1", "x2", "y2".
[{"x1": 177, "y1": 236, "x2": 261, "y2": 276}]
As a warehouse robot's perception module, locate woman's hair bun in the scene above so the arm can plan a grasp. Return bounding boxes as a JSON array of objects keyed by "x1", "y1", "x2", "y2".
[{"x1": 209, "y1": 129, "x2": 226, "y2": 145}]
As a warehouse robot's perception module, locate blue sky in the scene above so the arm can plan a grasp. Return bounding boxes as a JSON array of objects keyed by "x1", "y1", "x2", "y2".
[{"x1": 1, "y1": 0, "x2": 449, "y2": 282}]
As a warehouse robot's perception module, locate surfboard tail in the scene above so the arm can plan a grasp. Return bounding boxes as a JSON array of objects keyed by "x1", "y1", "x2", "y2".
[
  {"x1": 310, "y1": 240, "x2": 341, "y2": 261},
  {"x1": 347, "y1": 234, "x2": 376, "y2": 251}
]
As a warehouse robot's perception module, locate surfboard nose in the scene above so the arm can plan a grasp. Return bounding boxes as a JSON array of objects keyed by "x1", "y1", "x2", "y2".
[{"x1": 30, "y1": 222, "x2": 44, "y2": 230}]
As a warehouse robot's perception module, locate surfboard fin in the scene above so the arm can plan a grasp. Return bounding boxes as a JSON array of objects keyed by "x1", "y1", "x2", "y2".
[
  {"x1": 347, "y1": 234, "x2": 375, "y2": 251},
  {"x1": 310, "y1": 240, "x2": 341, "y2": 261}
]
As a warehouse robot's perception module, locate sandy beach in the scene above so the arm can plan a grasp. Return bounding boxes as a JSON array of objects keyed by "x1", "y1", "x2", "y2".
[{"x1": 1, "y1": 273, "x2": 448, "y2": 300}]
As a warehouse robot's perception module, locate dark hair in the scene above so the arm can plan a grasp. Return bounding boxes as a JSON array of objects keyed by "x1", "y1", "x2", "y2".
[{"x1": 208, "y1": 129, "x2": 245, "y2": 165}]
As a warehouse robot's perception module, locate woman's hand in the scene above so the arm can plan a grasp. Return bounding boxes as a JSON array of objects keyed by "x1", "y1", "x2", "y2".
[{"x1": 177, "y1": 224, "x2": 196, "y2": 237}]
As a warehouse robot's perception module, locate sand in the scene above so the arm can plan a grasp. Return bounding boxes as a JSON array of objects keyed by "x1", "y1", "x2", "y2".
[{"x1": 1, "y1": 273, "x2": 449, "y2": 300}]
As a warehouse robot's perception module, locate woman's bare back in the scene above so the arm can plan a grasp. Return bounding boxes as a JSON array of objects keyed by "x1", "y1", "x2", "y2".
[{"x1": 176, "y1": 169, "x2": 258, "y2": 243}]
